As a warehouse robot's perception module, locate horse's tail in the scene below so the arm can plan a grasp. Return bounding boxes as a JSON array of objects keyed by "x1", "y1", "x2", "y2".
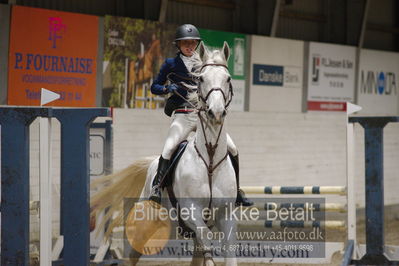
[{"x1": 90, "y1": 156, "x2": 157, "y2": 238}]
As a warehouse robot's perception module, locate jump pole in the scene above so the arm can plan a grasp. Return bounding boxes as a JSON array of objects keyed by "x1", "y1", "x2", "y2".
[{"x1": 240, "y1": 186, "x2": 346, "y2": 195}]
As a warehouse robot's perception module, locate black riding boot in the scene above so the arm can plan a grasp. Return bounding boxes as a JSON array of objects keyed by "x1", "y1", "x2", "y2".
[
  {"x1": 230, "y1": 153, "x2": 254, "y2": 206},
  {"x1": 149, "y1": 156, "x2": 170, "y2": 206}
]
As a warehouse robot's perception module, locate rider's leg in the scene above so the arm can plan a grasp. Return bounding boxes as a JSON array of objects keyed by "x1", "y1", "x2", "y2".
[
  {"x1": 149, "y1": 112, "x2": 197, "y2": 204},
  {"x1": 227, "y1": 134, "x2": 253, "y2": 206},
  {"x1": 149, "y1": 156, "x2": 170, "y2": 205}
]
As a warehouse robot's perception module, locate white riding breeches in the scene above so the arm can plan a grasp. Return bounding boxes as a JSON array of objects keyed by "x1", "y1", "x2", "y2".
[
  {"x1": 226, "y1": 133, "x2": 238, "y2": 157},
  {"x1": 161, "y1": 112, "x2": 238, "y2": 159},
  {"x1": 161, "y1": 112, "x2": 197, "y2": 159}
]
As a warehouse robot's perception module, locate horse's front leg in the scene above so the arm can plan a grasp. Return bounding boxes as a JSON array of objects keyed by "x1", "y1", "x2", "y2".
[
  {"x1": 215, "y1": 202, "x2": 238, "y2": 266},
  {"x1": 190, "y1": 238, "x2": 203, "y2": 266},
  {"x1": 180, "y1": 202, "x2": 216, "y2": 266}
]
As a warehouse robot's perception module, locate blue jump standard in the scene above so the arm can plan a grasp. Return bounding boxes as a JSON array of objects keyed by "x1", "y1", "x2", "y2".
[
  {"x1": 0, "y1": 107, "x2": 110, "y2": 266},
  {"x1": 348, "y1": 116, "x2": 399, "y2": 265},
  {"x1": 0, "y1": 107, "x2": 50, "y2": 266}
]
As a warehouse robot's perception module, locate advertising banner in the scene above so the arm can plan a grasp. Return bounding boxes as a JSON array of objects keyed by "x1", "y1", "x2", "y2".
[
  {"x1": 102, "y1": 20, "x2": 247, "y2": 111},
  {"x1": 307, "y1": 42, "x2": 356, "y2": 111},
  {"x1": 252, "y1": 64, "x2": 302, "y2": 88},
  {"x1": 250, "y1": 36, "x2": 303, "y2": 112},
  {"x1": 102, "y1": 16, "x2": 176, "y2": 108},
  {"x1": 357, "y1": 49, "x2": 399, "y2": 115},
  {"x1": 8, "y1": 6, "x2": 98, "y2": 106},
  {"x1": 199, "y1": 29, "x2": 246, "y2": 111}
]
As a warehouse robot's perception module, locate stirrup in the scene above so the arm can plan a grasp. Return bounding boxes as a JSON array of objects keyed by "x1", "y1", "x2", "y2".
[
  {"x1": 149, "y1": 185, "x2": 162, "y2": 208},
  {"x1": 236, "y1": 188, "x2": 254, "y2": 207}
]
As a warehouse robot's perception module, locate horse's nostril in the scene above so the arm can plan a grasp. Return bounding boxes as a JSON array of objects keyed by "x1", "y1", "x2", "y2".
[{"x1": 207, "y1": 109, "x2": 215, "y2": 118}]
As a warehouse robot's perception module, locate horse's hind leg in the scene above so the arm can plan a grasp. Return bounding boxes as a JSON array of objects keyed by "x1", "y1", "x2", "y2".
[{"x1": 128, "y1": 248, "x2": 141, "y2": 266}]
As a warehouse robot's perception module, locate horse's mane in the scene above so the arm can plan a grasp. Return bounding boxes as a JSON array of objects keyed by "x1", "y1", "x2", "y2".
[
  {"x1": 186, "y1": 91, "x2": 198, "y2": 107},
  {"x1": 185, "y1": 51, "x2": 202, "y2": 107},
  {"x1": 189, "y1": 51, "x2": 203, "y2": 74}
]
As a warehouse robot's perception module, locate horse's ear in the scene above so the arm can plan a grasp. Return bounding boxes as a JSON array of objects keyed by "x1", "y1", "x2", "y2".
[
  {"x1": 199, "y1": 41, "x2": 208, "y2": 61},
  {"x1": 222, "y1": 41, "x2": 230, "y2": 61}
]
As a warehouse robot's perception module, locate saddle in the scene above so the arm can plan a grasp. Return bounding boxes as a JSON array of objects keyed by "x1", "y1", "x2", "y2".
[{"x1": 160, "y1": 140, "x2": 188, "y2": 189}]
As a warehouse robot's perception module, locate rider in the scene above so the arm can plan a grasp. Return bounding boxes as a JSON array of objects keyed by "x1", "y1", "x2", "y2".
[{"x1": 149, "y1": 24, "x2": 253, "y2": 207}]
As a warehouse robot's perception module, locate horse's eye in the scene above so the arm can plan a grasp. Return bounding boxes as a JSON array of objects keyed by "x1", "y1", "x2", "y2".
[
  {"x1": 227, "y1": 77, "x2": 231, "y2": 83},
  {"x1": 200, "y1": 76, "x2": 204, "y2": 82}
]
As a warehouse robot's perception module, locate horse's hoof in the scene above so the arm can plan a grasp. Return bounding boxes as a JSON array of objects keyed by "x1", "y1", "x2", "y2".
[
  {"x1": 203, "y1": 257, "x2": 215, "y2": 266},
  {"x1": 148, "y1": 199, "x2": 161, "y2": 209}
]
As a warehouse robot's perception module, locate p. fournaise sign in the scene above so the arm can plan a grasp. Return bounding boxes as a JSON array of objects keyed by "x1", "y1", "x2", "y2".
[{"x1": 8, "y1": 6, "x2": 98, "y2": 106}]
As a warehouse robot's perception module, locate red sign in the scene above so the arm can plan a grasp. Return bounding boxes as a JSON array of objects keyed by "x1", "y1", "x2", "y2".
[
  {"x1": 308, "y1": 101, "x2": 346, "y2": 112},
  {"x1": 8, "y1": 6, "x2": 99, "y2": 106}
]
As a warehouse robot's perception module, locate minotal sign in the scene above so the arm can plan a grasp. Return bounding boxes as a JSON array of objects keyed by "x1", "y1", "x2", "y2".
[
  {"x1": 357, "y1": 49, "x2": 399, "y2": 115},
  {"x1": 359, "y1": 71, "x2": 397, "y2": 96},
  {"x1": 307, "y1": 42, "x2": 356, "y2": 111}
]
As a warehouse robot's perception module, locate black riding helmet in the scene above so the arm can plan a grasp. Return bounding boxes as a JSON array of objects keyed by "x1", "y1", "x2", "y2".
[
  {"x1": 174, "y1": 24, "x2": 201, "y2": 52},
  {"x1": 175, "y1": 24, "x2": 201, "y2": 42}
]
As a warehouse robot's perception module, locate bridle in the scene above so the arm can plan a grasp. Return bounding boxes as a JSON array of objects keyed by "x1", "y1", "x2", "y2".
[
  {"x1": 197, "y1": 63, "x2": 233, "y2": 110},
  {"x1": 194, "y1": 63, "x2": 233, "y2": 209}
]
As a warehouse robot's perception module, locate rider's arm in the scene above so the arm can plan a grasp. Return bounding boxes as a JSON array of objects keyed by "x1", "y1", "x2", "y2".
[{"x1": 151, "y1": 59, "x2": 172, "y2": 95}]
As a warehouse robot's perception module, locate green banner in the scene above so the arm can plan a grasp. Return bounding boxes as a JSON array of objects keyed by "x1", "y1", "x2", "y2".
[
  {"x1": 199, "y1": 29, "x2": 246, "y2": 80},
  {"x1": 199, "y1": 28, "x2": 246, "y2": 110}
]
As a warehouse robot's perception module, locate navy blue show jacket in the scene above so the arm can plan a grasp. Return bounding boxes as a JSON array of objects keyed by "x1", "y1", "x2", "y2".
[{"x1": 151, "y1": 53, "x2": 197, "y2": 109}]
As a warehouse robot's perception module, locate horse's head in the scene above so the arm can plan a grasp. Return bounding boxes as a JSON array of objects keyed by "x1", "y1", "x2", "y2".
[{"x1": 197, "y1": 42, "x2": 233, "y2": 124}]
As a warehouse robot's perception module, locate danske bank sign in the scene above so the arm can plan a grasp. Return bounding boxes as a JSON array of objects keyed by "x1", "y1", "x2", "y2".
[
  {"x1": 252, "y1": 64, "x2": 300, "y2": 87},
  {"x1": 253, "y1": 64, "x2": 283, "y2": 86}
]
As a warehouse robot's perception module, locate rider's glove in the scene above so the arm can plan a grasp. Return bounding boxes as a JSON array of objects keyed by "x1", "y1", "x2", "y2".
[{"x1": 166, "y1": 84, "x2": 179, "y2": 94}]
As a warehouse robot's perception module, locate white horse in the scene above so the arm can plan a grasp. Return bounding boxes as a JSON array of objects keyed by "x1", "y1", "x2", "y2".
[{"x1": 91, "y1": 42, "x2": 238, "y2": 266}]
